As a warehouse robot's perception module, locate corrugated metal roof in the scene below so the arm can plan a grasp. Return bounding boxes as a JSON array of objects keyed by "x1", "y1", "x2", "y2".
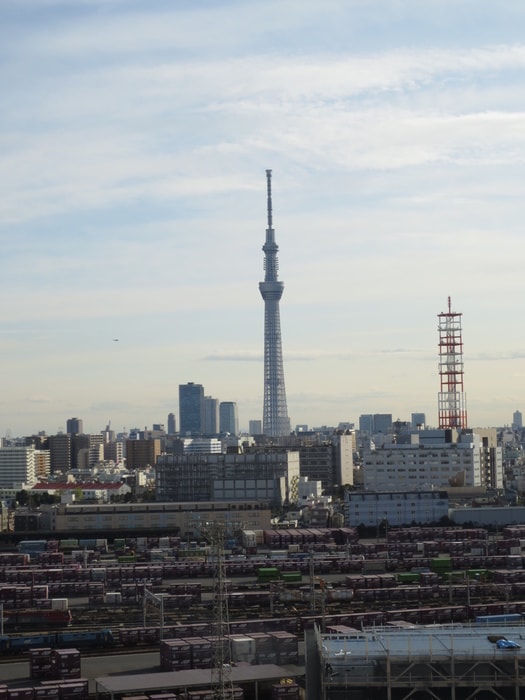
[
  {"x1": 321, "y1": 624, "x2": 525, "y2": 663},
  {"x1": 95, "y1": 663, "x2": 303, "y2": 694}
]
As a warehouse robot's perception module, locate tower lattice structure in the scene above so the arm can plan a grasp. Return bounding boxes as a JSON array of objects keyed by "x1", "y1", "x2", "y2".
[
  {"x1": 438, "y1": 296, "x2": 468, "y2": 430},
  {"x1": 259, "y1": 170, "x2": 291, "y2": 437}
]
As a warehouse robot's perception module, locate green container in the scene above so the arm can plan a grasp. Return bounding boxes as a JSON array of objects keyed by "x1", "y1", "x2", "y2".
[
  {"x1": 257, "y1": 567, "x2": 280, "y2": 582},
  {"x1": 281, "y1": 571, "x2": 302, "y2": 583},
  {"x1": 467, "y1": 569, "x2": 489, "y2": 580},
  {"x1": 430, "y1": 558, "x2": 452, "y2": 572},
  {"x1": 398, "y1": 572, "x2": 420, "y2": 584}
]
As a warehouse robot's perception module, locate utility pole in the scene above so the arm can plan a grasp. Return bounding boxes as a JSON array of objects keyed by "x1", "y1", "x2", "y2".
[{"x1": 309, "y1": 548, "x2": 316, "y2": 613}]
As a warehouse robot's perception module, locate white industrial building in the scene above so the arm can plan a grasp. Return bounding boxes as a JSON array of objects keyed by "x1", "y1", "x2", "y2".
[
  {"x1": 345, "y1": 490, "x2": 449, "y2": 527},
  {"x1": 361, "y1": 429, "x2": 503, "y2": 492},
  {"x1": 311, "y1": 623, "x2": 525, "y2": 699}
]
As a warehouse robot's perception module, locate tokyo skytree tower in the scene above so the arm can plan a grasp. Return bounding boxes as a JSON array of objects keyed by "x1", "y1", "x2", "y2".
[{"x1": 259, "y1": 170, "x2": 291, "y2": 437}]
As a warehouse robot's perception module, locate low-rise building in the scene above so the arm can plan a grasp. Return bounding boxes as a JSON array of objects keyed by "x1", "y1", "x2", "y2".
[
  {"x1": 38, "y1": 501, "x2": 271, "y2": 534},
  {"x1": 345, "y1": 489, "x2": 449, "y2": 527}
]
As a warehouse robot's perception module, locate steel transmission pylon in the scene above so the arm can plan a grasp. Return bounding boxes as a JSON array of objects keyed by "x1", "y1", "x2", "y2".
[
  {"x1": 259, "y1": 169, "x2": 291, "y2": 437},
  {"x1": 202, "y1": 520, "x2": 235, "y2": 700},
  {"x1": 438, "y1": 296, "x2": 468, "y2": 429}
]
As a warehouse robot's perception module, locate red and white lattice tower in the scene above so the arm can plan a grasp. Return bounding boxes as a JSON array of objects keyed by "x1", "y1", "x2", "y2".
[{"x1": 438, "y1": 297, "x2": 467, "y2": 429}]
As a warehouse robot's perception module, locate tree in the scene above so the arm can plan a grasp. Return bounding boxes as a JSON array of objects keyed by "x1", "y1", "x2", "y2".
[{"x1": 15, "y1": 489, "x2": 29, "y2": 506}]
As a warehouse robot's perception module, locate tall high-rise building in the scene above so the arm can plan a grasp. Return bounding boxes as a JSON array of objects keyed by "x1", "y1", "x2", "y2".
[
  {"x1": 249, "y1": 420, "x2": 262, "y2": 435},
  {"x1": 49, "y1": 433, "x2": 71, "y2": 474},
  {"x1": 167, "y1": 413, "x2": 177, "y2": 435},
  {"x1": 411, "y1": 412, "x2": 426, "y2": 430},
  {"x1": 373, "y1": 414, "x2": 393, "y2": 434},
  {"x1": 259, "y1": 170, "x2": 290, "y2": 437},
  {"x1": 513, "y1": 410, "x2": 523, "y2": 432},
  {"x1": 203, "y1": 396, "x2": 220, "y2": 435},
  {"x1": 438, "y1": 297, "x2": 467, "y2": 429},
  {"x1": 219, "y1": 401, "x2": 238, "y2": 435},
  {"x1": 359, "y1": 415, "x2": 374, "y2": 435},
  {"x1": 66, "y1": 417, "x2": 83, "y2": 436},
  {"x1": 71, "y1": 433, "x2": 104, "y2": 470},
  {"x1": 179, "y1": 382, "x2": 204, "y2": 436}
]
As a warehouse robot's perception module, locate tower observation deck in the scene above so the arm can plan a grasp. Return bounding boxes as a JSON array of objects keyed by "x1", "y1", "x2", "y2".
[{"x1": 259, "y1": 170, "x2": 291, "y2": 437}]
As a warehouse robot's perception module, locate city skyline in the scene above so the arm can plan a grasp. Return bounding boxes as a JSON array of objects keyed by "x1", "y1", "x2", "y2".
[{"x1": 2, "y1": 2, "x2": 525, "y2": 436}]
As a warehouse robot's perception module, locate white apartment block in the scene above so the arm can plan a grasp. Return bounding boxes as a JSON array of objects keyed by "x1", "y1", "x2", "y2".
[
  {"x1": 0, "y1": 446, "x2": 37, "y2": 488},
  {"x1": 181, "y1": 438, "x2": 224, "y2": 454},
  {"x1": 362, "y1": 431, "x2": 487, "y2": 492}
]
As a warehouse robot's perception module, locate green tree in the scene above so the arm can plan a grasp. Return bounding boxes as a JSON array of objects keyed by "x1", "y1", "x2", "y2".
[{"x1": 15, "y1": 489, "x2": 29, "y2": 506}]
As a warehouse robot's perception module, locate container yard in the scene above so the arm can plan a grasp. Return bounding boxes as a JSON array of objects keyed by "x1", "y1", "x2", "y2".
[{"x1": 4, "y1": 525, "x2": 525, "y2": 698}]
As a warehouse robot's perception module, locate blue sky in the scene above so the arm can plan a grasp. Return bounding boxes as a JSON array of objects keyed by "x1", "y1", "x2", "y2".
[{"x1": 2, "y1": 0, "x2": 525, "y2": 437}]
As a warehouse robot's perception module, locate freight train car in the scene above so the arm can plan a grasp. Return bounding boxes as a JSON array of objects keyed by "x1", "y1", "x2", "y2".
[
  {"x1": 2, "y1": 608, "x2": 72, "y2": 629},
  {"x1": 0, "y1": 628, "x2": 114, "y2": 653}
]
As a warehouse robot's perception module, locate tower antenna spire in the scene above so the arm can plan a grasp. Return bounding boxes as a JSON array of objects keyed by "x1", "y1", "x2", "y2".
[{"x1": 266, "y1": 169, "x2": 273, "y2": 230}]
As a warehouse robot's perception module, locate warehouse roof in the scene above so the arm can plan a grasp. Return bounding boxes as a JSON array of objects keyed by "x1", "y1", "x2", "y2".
[
  {"x1": 321, "y1": 624, "x2": 525, "y2": 663},
  {"x1": 95, "y1": 663, "x2": 303, "y2": 697}
]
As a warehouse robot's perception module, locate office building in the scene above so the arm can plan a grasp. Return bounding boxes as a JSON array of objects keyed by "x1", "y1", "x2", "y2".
[
  {"x1": 259, "y1": 170, "x2": 291, "y2": 437},
  {"x1": 359, "y1": 415, "x2": 374, "y2": 435},
  {"x1": 219, "y1": 401, "x2": 238, "y2": 435},
  {"x1": 48, "y1": 433, "x2": 71, "y2": 473},
  {"x1": 179, "y1": 382, "x2": 204, "y2": 436},
  {"x1": 373, "y1": 414, "x2": 393, "y2": 434},
  {"x1": 513, "y1": 410, "x2": 523, "y2": 432},
  {"x1": 125, "y1": 438, "x2": 162, "y2": 470},
  {"x1": 411, "y1": 412, "x2": 426, "y2": 429},
  {"x1": 249, "y1": 420, "x2": 262, "y2": 435},
  {"x1": 297, "y1": 432, "x2": 354, "y2": 491},
  {"x1": 358, "y1": 414, "x2": 393, "y2": 435},
  {"x1": 167, "y1": 412, "x2": 177, "y2": 435},
  {"x1": 155, "y1": 450, "x2": 299, "y2": 506},
  {"x1": 66, "y1": 417, "x2": 83, "y2": 436},
  {"x1": 203, "y1": 396, "x2": 219, "y2": 435},
  {"x1": 71, "y1": 433, "x2": 104, "y2": 470},
  {"x1": 104, "y1": 440, "x2": 124, "y2": 464}
]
